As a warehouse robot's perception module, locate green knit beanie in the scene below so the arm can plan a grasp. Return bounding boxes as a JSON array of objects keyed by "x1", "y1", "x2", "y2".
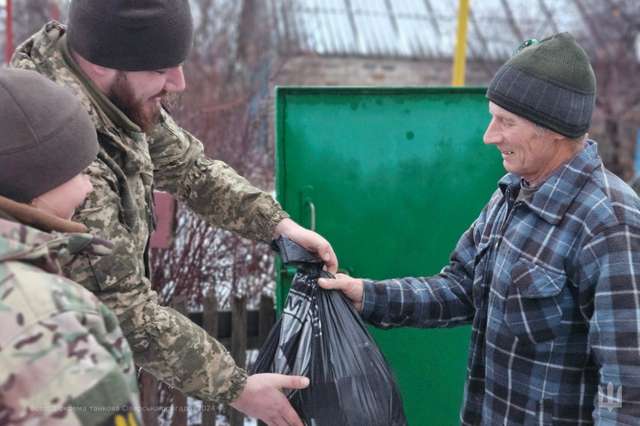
[
  {"x1": 487, "y1": 32, "x2": 596, "y2": 138},
  {"x1": 0, "y1": 69, "x2": 98, "y2": 202}
]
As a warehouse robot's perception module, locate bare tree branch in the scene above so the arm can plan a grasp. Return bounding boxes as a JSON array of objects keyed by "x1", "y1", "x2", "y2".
[
  {"x1": 499, "y1": 0, "x2": 524, "y2": 41},
  {"x1": 537, "y1": 0, "x2": 560, "y2": 34}
]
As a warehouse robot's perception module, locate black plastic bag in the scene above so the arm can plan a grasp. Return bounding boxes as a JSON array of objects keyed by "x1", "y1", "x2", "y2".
[{"x1": 252, "y1": 236, "x2": 407, "y2": 426}]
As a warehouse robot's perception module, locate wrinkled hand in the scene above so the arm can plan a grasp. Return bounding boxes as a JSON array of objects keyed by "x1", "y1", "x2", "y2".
[
  {"x1": 274, "y1": 218, "x2": 338, "y2": 273},
  {"x1": 318, "y1": 273, "x2": 364, "y2": 312},
  {"x1": 230, "y1": 373, "x2": 309, "y2": 426}
]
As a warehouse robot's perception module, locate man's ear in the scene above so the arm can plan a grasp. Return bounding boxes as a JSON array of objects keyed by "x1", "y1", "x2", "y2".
[
  {"x1": 547, "y1": 129, "x2": 567, "y2": 144},
  {"x1": 85, "y1": 62, "x2": 102, "y2": 76},
  {"x1": 71, "y1": 49, "x2": 118, "y2": 92},
  {"x1": 82, "y1": 61, "x2": 118, "y2": 83}
]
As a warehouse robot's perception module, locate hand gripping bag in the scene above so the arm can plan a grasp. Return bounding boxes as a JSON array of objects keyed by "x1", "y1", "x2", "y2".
[{"x1": 252, "y1": 236, "x2": 407, "y2": 426}]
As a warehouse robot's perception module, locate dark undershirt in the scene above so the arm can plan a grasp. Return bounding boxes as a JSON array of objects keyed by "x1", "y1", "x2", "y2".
[{"x1": 516, "y1": 180, "x2": 538, "y2": 203}]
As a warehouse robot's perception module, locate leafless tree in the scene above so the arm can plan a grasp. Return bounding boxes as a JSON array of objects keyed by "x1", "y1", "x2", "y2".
[
  {"x1": 1, "y1": 0, "x2": 58, "y2": 59},
  {"x1": 150, "y1": 0, "x2": 279, "y2": 308},
  {"x1": 146, "y1": 0, "x2": 281, "y2": 423},
  {"x1": 572, "y1": 0, "x2": 640, "y2": 181}
]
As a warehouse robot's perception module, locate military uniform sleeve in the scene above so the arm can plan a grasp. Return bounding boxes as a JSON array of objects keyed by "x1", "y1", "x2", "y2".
[
  {"x1": 66, "y1": 159, "x2": 247, "y2": 403},
  {"x1": 0, "y1": 265, "x2": 142, "y2": 425},
  {"x1": 148, "y1": 110, "x2": 288, "y2": 242}
]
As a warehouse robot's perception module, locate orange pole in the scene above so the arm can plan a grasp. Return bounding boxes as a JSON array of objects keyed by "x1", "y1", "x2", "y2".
[{"x1": 5, "y1": 0, "x2": 13, "y2": 63}]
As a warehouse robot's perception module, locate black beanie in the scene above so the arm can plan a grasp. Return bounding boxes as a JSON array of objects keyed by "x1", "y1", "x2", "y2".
[
  {"x1": 0, "y1": 69, "x2": 98, "y2": 203},
  {"x1": 67, "y1": 0, "x2": 193, "y2": 71},
  {"x1": 487, "y1": 33, "x2": 596, "y2": 139}
]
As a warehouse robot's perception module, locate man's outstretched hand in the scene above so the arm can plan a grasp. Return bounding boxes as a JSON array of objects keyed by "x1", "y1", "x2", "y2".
[
  {"x1": 230, "y1": 373, "x2": 309, "y2": 426},
  {"x1": 274, "y1": 218, "x2": 338, "y2": 273},
  {"x1": 318, "y1": 273, "x2": 364, "y2": 312}
]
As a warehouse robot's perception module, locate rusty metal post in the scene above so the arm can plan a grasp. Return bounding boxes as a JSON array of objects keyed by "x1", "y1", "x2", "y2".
[
  {"x1": 49, "y1": 0, "x2": 60, "y2": 22},
  {"x1": 5, "y1": 0, "x2": 13, "y2": 63}
]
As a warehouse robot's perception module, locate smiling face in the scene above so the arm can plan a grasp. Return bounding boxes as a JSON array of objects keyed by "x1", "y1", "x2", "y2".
[
  {"x1": 483, "y1": 102, "x2": 583, "y2": 186},
  {"x1": 106, "y1": 66, "x2": 186, "y2": 133}
]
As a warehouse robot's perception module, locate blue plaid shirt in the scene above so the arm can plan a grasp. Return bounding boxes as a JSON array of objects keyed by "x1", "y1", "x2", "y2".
[{"x1": 362, "y1": 141, "x2": 640, "y2": 425}]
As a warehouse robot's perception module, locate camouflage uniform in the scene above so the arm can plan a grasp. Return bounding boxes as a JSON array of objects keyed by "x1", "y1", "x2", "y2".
[
  {"x1": 11, "y1": 22, "x2": 289, "y2": 403},
  {"x1": 0, "y1": 215, "x2": 141, "y2": 426}
]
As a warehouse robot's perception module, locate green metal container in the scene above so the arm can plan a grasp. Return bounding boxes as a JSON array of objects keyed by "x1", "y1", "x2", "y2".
[{"x1": 274, "y1": 87, "x2": 503, "y2": 425}]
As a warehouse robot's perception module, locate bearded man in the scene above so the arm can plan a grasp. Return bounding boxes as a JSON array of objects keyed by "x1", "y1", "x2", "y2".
[{"x1": 11, "y1": 2, "x2": 337, "y2": 425}]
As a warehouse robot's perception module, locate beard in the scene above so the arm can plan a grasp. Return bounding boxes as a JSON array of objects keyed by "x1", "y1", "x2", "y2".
[{"x1": 107, "y1": 72, "x2": 165, "y2": 134}]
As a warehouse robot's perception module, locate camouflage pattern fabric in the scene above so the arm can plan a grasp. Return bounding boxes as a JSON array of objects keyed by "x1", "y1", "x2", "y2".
[
  {"x1": 0, "y1": 218, "x2": 141, "y2": 425},
  {"x1": 10, "y1": 21, "x2": 289, "y2": 403}
]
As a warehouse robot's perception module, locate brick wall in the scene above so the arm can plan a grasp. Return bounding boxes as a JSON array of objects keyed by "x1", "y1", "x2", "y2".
[{"x1": 272, "y1": 55, "x2": 497, "y2": 87}]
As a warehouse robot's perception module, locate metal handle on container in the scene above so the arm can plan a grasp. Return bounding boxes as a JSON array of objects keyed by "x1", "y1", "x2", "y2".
[{"x1": 305, "y1": 200, "x2": 316, "y2": 231}]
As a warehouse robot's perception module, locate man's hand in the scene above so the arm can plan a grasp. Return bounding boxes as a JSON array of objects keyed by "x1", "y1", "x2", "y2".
[
  {"x1": 230, "y1": 373, "x2": 309, "y2": 426},
  {"x1": 318, "y1": 273, "x2": 364, "y2": 311},
  {"x1": 274, "y1": 218, "x2": 338, "y2": 273}
]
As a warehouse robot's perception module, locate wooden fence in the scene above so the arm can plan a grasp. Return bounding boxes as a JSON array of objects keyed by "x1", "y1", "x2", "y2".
[{"x1": 140, "y1": 293, "x2": 276, "y2": 426}]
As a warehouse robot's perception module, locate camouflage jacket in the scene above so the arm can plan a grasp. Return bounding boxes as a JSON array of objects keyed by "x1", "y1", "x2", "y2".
[
  {"x1": 11, "y1": 22, "x2": 289, "y2": 403},
  {"x1": 0, "y1": 216, "x2": 141, "y2": 426}
]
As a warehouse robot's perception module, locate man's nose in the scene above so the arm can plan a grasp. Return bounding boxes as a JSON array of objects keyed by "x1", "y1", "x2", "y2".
[
  {"x1": 164, "y1": 65, "x2": 186, "y2": 93},
  {"x1": 483, "y1": 118, "x2": 500, "y2": 145}
]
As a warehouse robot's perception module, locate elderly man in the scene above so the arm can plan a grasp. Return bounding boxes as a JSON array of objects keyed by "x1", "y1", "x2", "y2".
[
  {"x1": 320, "y1": 33, "x2": 640, "y2": 424},
  {"x1": 10, "y1": 1, "x2": 336, "y2": 425}
]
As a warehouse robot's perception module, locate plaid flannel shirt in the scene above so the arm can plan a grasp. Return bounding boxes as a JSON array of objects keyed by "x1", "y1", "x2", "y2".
[{"x1": 362, "y1": 141, "x2": 640, "y2": 425}]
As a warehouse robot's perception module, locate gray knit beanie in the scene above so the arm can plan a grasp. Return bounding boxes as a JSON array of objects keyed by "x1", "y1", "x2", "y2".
[
  {"x1": 67, "y1": 0, "x2": 193, "y2": 71},
  {"x1": 0, "y1": 69, "x2": 98, "y2": 202},
  {"x1": 487, "y1": 32, "x2": 596, "y2": 138}
]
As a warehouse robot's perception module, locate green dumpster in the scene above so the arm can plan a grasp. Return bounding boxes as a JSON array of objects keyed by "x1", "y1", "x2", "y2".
[{"x1": 274, "y1": 87, "x2": 503, "y2": 425}]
